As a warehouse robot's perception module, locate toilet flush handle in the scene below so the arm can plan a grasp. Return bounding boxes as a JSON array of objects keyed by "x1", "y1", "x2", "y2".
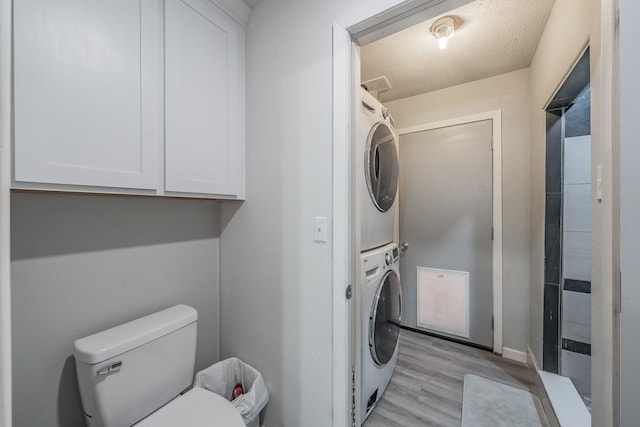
[{"x1": 97, "y1": 361, "x2": 122, "y2": 376}]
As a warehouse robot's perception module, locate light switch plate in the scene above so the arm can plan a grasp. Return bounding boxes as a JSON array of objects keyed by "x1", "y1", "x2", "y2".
[
  {"x1": 313, "y1": 216, "x2": 328, "y2": 243},
  {"x1": 596, "y1": 164, "x2": 603, "y2": 202}
]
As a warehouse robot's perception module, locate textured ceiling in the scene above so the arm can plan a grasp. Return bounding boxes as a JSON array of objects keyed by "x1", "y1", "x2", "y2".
[
  {"x1": 361, "y1": 0, "x2": 555, "y2": 102},
  {"x1": 242, "y1": 0, "x2": 263, "y2": 9}
]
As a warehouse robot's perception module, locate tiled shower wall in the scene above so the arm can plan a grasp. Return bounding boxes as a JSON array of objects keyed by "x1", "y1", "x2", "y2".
[
  {"x1": 543, "y1": 86, "x2": 591, "y2": 405},
  {"x1": 543, "y1": 111, "x2": 562, "y2": 373},
  {"x1": 561, "y1": 88, "x2": 592, "y2": 405}
]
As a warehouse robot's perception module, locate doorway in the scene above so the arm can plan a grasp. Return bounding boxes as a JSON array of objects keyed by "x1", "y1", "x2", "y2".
[
  {"x1": 543, "y1": 48, "x2": 592, "y2": 408},
  {"x1": 332, "y1": 0, "x2": 553, "y2": 424},
  {"x1": 398, "y1": 118, "x2": 496, "y2": 349}
]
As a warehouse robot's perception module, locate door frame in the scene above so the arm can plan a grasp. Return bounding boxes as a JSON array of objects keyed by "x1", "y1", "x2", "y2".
[
  {"x1": 332, "y1": 0, "x2": 618, "y2": 424},
  {"x1": 0, "y1": 0, "x2": 11, "y2": 425},
  {"x1": 396, "y1": 111, "x2": 503, "y2": 354},
  {"x1": 333, "y1": 2, "x2": 491, "y2": 424}
]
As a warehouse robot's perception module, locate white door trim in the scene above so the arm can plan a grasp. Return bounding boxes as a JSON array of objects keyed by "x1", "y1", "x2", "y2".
[
  {"x1": 331, "y1": 23, "x2": 353, "y2": 426},
  {"x1": 0, "y1": 0, "x2": 12, "y2": 424},
  {"x1": 397, "y1": 110, "x2": 504, "y2": 354}
]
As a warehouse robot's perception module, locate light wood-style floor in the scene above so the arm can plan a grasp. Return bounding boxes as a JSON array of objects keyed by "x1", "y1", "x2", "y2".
[{"x1": 363, "y1": 329, "x2": 542, "y2": 427}]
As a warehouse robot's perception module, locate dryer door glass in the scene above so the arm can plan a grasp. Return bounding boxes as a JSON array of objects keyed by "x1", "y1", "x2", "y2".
[
  {"x1": 370, "y1": 270, "x2": 402, "y2": 365},
  {"x1": 365, "y1": 123, "x2": 398, "y2": 212}
]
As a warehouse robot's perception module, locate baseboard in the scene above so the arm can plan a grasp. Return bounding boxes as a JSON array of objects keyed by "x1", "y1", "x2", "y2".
[
  {"x1": 528, "y1": 347, "x2": 560, "y2": 427},
  {"x1": 502, "y1": 347, "x2": 527, "y2": 363},
  {"x1": 399, "y1": 325, "x2": 492, "y2": 352},
  {"x1": 527, "y1": 345, "x2": 540, "y2": 372}
]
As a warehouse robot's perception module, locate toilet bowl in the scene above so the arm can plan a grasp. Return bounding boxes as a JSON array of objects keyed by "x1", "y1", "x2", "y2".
[{"x1": 74, "y1": 305, "x2": 244, "y2": 427}]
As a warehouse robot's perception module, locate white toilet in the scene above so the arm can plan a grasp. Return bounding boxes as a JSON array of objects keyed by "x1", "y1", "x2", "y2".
[{"x1": 74, "y1": 305, "x2": 245, "y2": 427}]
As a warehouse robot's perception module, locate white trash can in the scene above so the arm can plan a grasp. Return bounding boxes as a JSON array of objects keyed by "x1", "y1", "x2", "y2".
[{"x1": 194, "y1": 357, "x2": 269, "y2": 427}]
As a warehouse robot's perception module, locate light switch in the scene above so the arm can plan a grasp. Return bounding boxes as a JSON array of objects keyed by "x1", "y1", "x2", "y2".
[{"x1": 313, "y1": 216, "x2": 328, "y2": 243}]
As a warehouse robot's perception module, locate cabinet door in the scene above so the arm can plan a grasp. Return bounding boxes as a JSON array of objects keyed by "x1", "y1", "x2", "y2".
[
  {"x1": 14, "y1": 0, "x2": 162, "y2": 190},
  {"x1": 165, "y1": 0, "x2": 243, "y2": 196}
]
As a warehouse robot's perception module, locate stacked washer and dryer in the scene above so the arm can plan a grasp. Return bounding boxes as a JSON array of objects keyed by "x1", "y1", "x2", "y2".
[{"x1": 357, "y1": 87, "x2": 402, "y2": 422}]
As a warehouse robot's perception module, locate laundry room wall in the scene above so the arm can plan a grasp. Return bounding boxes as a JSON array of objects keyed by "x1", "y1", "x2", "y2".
[
  {"x1": 11, "y1": 192, "x2": 222, "y2": 427},
  {"x1": 218, "y1": 0, "x2": 413, "y2": 426},
  {"x1": 385, "y1": 68, "x2": 531, "y2": 355}
]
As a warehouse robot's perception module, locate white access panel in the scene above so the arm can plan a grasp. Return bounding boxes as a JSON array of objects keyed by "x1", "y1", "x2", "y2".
[
  {"x1": 165, "y1": 0, "x2": 243, "y2": 196},
  {"x1": 13, "y1": 0, "x2": 161, "y2": 190},
  {"x1": 417, "y1": 267, "x2": 469, "y2": 338}
]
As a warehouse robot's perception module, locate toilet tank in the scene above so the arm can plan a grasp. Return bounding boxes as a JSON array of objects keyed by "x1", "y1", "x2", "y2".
[{"x1": 74, "y1": 305, "x2": 198, "y2": 427}]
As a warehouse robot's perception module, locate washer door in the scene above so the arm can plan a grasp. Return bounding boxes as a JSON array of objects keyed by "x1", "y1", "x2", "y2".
[
  {"x1": 365, "y1": 123, "x2": 399, "y2": 212},
  {"x1": 369, "y1": 270, "x2": 402, "y2": 366}
]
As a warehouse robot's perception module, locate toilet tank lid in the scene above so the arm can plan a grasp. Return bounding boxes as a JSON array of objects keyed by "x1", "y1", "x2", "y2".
[{"x1": 74, "y1": 305, "x2": 197, "y2": 365}]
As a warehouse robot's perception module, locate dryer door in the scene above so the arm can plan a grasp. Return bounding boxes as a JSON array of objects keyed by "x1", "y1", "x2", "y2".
[
  {"x1": 365, "y1": 123, "x2": 399, "y2": 212},
  {"x1": 369, "y1": 270, "x2": 402, "y2": 365}
]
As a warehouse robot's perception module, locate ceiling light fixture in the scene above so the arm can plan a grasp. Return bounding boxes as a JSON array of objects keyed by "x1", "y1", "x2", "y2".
[{"x1": 430, "y1": 16, "x2": 455, "y2": 50}]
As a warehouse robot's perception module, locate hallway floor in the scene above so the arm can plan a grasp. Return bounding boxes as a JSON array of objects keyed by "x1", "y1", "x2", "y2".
[{"x1": 363, "y1": 329, "x2": 548, "y2": 426}]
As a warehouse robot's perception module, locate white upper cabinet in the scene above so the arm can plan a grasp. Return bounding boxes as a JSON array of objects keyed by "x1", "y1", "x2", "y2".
[
  {"x1": 13, "y1": 0, "x2": 247, "y2": 199},
  {"x1": 14, "y1": 0, "x2": 162, "y2": 190},
  {"x1": 165, "y1": 0, "x2": 244, "y2": 196}
]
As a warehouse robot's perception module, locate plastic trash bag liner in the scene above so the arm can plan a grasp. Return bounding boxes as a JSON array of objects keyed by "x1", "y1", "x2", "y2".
[{"x1": 194, "y1": 357, "x2": 269, "y2": 425}]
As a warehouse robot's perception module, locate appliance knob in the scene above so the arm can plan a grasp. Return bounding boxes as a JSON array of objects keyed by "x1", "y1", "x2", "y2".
[{"x1": 385, "y1": 253, "x2": 391, "y2": 266}]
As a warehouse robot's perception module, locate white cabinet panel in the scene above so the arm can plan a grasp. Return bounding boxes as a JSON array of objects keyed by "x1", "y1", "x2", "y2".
[
  {"x1": 165, "y1": 0, "x2": 243, "y2": 196},
  {"x1": 14, "y1": 0, "x2": 161, "y2": 190}
]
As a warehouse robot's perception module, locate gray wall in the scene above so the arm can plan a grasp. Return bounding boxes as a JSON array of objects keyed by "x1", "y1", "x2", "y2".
[
  {"x1": 11, "y1": 192, "x2": 221, "y2": 427},
  {"x1": 386, "y1": 69, "x2": 531, "y2": 354},
  {"x1": 218, "y1": 0, "x2": 376, "y2": 425},
  {"x1": 219, "y1": 2, "x2": 334, "y2": 425},
  {"x1": 620, "y1": 0, "x2": 640, "y2": 424}
]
